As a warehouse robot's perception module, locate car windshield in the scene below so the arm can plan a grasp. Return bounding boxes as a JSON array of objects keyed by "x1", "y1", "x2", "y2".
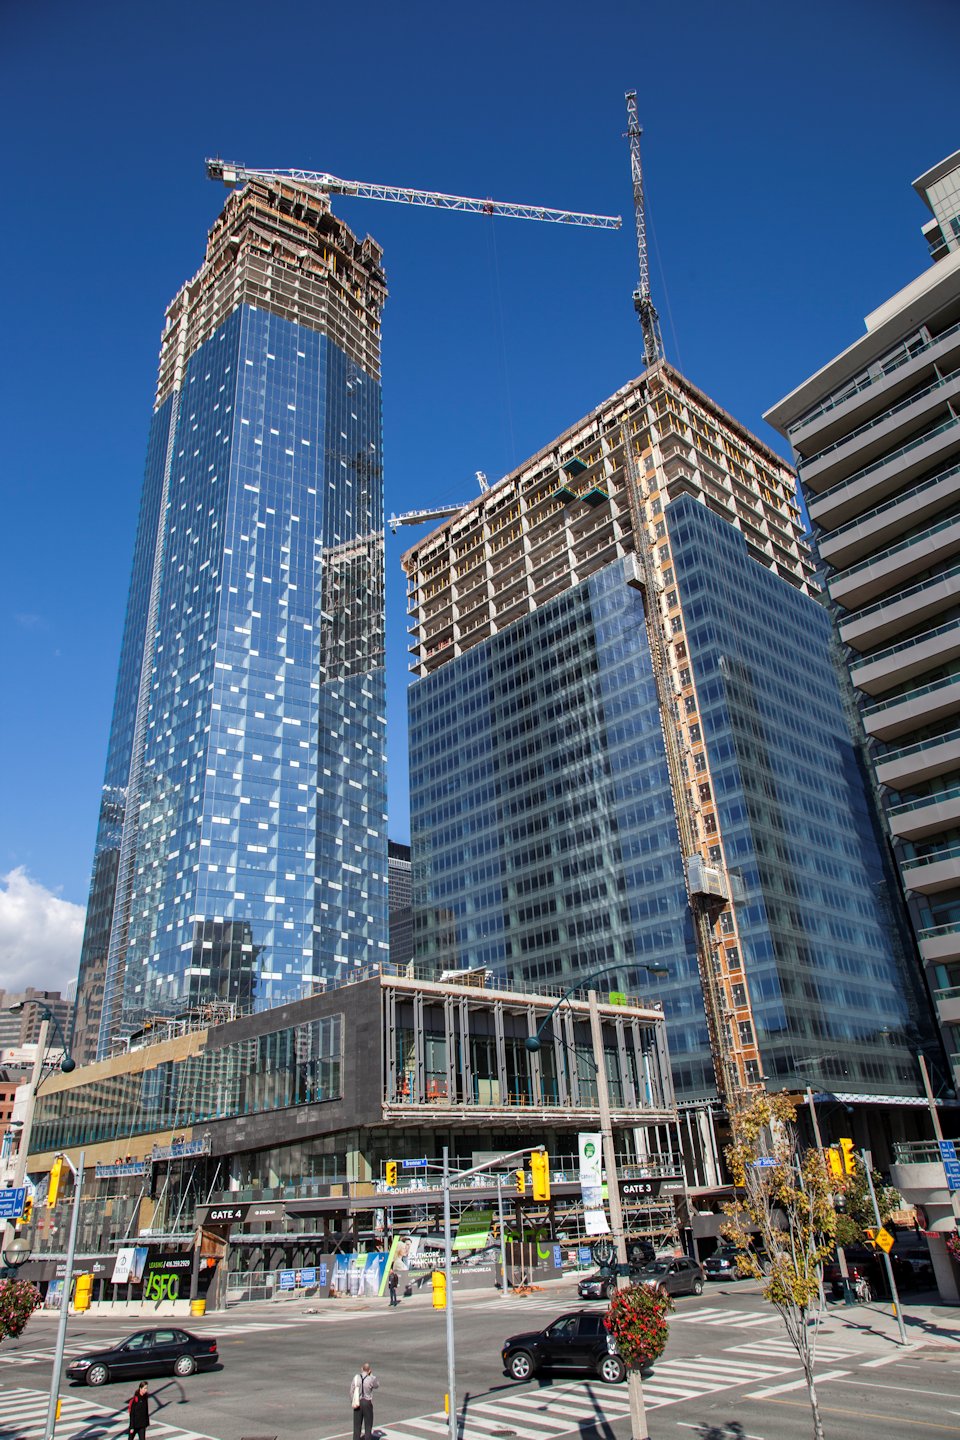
[{"x1": 641, "y1": 1262, "x2": 669, "y2": 1275}]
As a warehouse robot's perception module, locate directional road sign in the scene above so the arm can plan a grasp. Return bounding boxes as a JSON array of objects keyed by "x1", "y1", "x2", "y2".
[
  {"x1": 940, "y1": 1140, "x2": 960, "y2": 1192},
  {"x1": 0, "y1": 1187, "x2": 26, "y2": 1220}
]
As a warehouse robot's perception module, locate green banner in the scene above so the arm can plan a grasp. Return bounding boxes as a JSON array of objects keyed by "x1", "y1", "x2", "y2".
[{"x1": 454, "y1": 1208, "x2": 493, "y2": 1251}]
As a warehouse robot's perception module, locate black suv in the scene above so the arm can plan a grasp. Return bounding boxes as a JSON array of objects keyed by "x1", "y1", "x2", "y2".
[{"x1": 502, "y1": 1310, "x2": 625, "y2": 1384}]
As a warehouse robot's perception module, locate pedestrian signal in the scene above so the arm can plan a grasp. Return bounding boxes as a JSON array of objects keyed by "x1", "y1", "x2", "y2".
[
  {"x1": 385, "y1": 1161, "x2": 398, "y2": 1187},
  {"x1": 47, "y1": 1156, "x2": 64, "y2": 1209},
  {"x1": 838, "y1": 1137, "x2": 856, "y2": 1175},
  {"x1": 431, "y1": 1270, "x2": 447, "y2": 1309},
  {"x1": 73, "y1": 1273, "x2": 93, "y2": 1311},
  {"x1": 530, "y1": 1150, "x2": 551, "y2": 1201},
  {"x1": 514, "y1": 1169, "x2": 526, "y2": 1195}
]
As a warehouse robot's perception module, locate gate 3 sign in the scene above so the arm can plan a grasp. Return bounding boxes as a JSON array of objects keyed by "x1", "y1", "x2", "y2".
[{"x1": 142, "y1": 1251, "x2": 192, "y2": 1303}]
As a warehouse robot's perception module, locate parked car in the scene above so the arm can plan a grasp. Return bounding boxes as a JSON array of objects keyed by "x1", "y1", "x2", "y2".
[
  {"x1": 502, "y1": 1309, "x2": 626, "y2": 1384},
  {"x1": 577, "y1": 1271, "x2": 615, "y2": 1300},
  {"x1": 703, "y1": 1247, "x2": 752, "y2": 1281},
  {"x1": 636, "y1": 1256, "x2": 705, "y2": 1296},
  {"x1": 67, "y1": 1328, "x2": 219, "y2": 1387}
]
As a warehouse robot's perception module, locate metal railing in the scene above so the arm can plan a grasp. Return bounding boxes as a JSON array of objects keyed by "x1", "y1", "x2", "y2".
[
  {"x1": 841, "y1": 564, "x2": 960, "y2": 627},
  {"x1": 824, "y1": 462, "x2": 960, "y2": 544},
  {"x1": 887, "y1": 783, "x2": 960, "y2": 817},
  {"x1": 812, "y1": 416, "x2": 960, "y2": 506},
  {"x1": 832, "y1": 512, "x2": 960, "y2": 584},
  {"x1": 892, "y1": 1140, "x2": 946, "y2": 1165},
  {"x1": 904, "y1": 847, "x2": 960, "y2": 874},
  {"x1": 880, "y1": 726, "x2": 960, "y2": 767},
  {"x1": 863, "y1": 675, "x2": 960, "y2": 717},
  {"x1": 851, "y1": 618, "x2": 960, "y2": 673}
]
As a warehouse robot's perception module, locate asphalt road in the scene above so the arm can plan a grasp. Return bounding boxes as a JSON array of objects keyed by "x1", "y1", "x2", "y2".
[{"x1": 2, "y1": 1281, "x2": 958, "y2": 1440}]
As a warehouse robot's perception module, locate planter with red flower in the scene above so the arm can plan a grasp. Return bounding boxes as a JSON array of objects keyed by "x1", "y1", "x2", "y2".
[
  {"x1": 603, "y1": 1283, "x2": 672, "y2": 1370},
  {"x1": 0, "y1": 1278, "x2": 42, "y2": 1343}
]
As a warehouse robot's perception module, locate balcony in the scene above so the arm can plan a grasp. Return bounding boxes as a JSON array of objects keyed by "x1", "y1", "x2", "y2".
[
  {"x1": 850, "y1": 619, "x2": 960, "y2": 696},
  {"x1": 787, "y1": 316, "x2": 960, "y2": 455},
  {"x1": 933, "y1": 984, "x2": 960, "y2": 1026},
  {"x1": 887, "y1": 784, "x2": 960, "y2": 840},
  {"x1": 802, "y1": 373, "x2": 960, "y2": 493},
  {"x1": 918, "y1": 921, "x2": 960, "y2": 964},
  {"x1": 900, "y1": 844, "x2": 960, "y2": 895},
  {"x1": 829, "y1": 514, "x2": 960, "y2": 611},
  {"x1": 839, "y1": 564, "x2": 960, "y2": 651},
  {"x1": 818, "y1": 462, "x2": 960, "y2": 570},
  {"x1": 862, "y1": 674, "x2": 960, "y2": 741},
  {"x1": 807, "y1": 416, "x2": 960, "y2": 530},
  {"x1": 876, "y1": 727, "x2": 960, "y2": 789}
]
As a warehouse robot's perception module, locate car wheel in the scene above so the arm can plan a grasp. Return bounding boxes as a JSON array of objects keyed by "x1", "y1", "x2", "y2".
[
  {"x1": 86, "y1": 1364, "x2": 109, "y2": 1387},
  {"x1": 508, "y1": 1351, "x2": 534, "y2": 1382},
  {"x1": 691, "y1": 1278, "x2": 703, "y2": 1295},
  {"x1": 598, "y1": 1354, "x2": 625, "y2": 1384},
  {"x1": 174, "y1": 1355, "x2": 196, "y2": 1377}
]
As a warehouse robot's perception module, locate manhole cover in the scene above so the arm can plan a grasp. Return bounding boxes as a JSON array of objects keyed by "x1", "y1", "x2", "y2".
[{"x1": 489, "y1": 1430, "x2": 516, "y2": 1436}]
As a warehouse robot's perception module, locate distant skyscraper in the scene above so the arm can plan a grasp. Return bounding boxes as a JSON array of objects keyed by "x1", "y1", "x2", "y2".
[
  {"x1": 766, "y1": 150, "x2": 960, "y2": 1096},
  {"x1": 73, "y1": 179, "x2": 389, "y2": 1061},
  {"x1": 388, "y1": 840, "x2": 414, "y2": 967},
  {"x1": 403, "y1": 363, "x2": 932, "y2": 1107}
]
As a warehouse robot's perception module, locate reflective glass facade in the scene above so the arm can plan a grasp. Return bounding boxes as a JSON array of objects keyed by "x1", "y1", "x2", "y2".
[
  {"x1": 409, "y1": 561, "x2": 713, "y2": 1097},
  {"x1": 410, "y1": 505, "x2": 932, "y2": 1100},
  {"x1": 32, "y1": 1014, "x2": 343, "y2": 1153},
  {"x1": 667, "y1": 495, "x2": 932, "y2": 1092},
  {"x1": 74, "y1": 182, "x2": 389, "y2": 1059}
]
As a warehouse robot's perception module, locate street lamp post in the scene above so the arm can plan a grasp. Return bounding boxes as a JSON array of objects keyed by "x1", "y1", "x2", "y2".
[
  {"x1": 2, "y1": 1007, "x2": 75, "y2": 1261},
  {"x1": 524, "y1": 963, "x2": 667, "y2": 1440}
]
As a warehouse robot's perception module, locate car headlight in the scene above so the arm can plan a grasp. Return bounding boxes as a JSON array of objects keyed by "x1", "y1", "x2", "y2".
[{"x1": 70, "y1": 1360, "x2": 91, "y2": 1369}]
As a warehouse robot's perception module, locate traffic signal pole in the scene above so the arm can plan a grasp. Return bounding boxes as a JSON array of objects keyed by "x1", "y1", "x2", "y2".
[
  {"x1": 862, "y1": 1152, "x2": 907, "y2": 1345},
  {"x1": 588, "y1": 990, "x2": 650, "y2": 1440},
  {"x1": 45, "y1": 1150, "x2": 84, "y2": 1440}
]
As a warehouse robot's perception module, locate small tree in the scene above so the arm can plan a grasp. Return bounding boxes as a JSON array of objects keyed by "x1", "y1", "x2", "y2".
[
  {"x1": 723, "y1": 1093, "x2": 836, "y2": 1440},
  {"x1": 0, "y1": 1278, "x2": 42, "y2": 1342},
  {"x1": 604, "y1": 1284, "x2": 671, "y2": 1370},
  {"x1": 834, "y1": 1155, "x2": 900, "y2": 1249}
]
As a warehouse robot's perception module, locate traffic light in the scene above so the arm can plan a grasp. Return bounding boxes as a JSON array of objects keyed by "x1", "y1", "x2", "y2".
[
  {"x1": 385, "y1": 1161, "x2": 398, "y2": 1188},
  {"x1": 530, "y1": 1150, "x2": 551, "y2": 1202},
  {"x1": 20, "y1": 1195, "x2": 33, "y2": 1227},
  {"x1": 514, "y1": 1169, "x2": 526, "y2": 1196},
  {"x1": 826, "y1": 1146, "x2": 844, "y2": 1181},
  {"x1": 431, "y1": 1270, "x2": 447, "y2": 1309},
  {"x1": 47, "y1": 1156, "x2": 64, "y2": 1209},
  {"x1": 838, "y1": 1138, "x2": 856, "y2": 1175},
  {"x1": 73, "y1": 1273, "x2": 93, "y2": 1311}
]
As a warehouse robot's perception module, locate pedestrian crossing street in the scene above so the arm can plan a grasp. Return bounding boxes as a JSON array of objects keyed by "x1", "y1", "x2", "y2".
[
  {"x1": 345, "y1": 1357, "x2": 799, "y2": 1440},
  {"x1": 0, "y1": 1387, "x2": 218, "y2": 1440}
]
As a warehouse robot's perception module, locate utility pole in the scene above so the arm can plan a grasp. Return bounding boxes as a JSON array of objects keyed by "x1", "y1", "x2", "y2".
[
  {"x1": 45, "y1": 1150, "x2": 84, "y2": 1440},
  {"x1": 588, "y1": 990, "x2": 650, "y2": 1440},
  {"x1": 442, "y1": 1146, "x2": 456, "y2": 1440},
  {"x1": 496, "y1": 1175, "x2": 508, "y2": 1300},
  {"x1": 806, "y1": 1088, "x2": 849, "y2": 1291}
]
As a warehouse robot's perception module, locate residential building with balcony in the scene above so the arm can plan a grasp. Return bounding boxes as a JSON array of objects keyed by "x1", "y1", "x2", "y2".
[{"x1": 766, "y1": 150, "x2": 960, "y2": 1098}]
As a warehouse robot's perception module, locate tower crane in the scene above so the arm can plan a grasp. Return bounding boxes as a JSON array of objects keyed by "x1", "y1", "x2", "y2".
[
  {"x1": 206, "y1": 159, "x2": 621, "y2": 230},
  {"x1": 206, "y1": 158, "x2": 619, "y2": 535},
  {"x1": 624, "y1": 92, "x2": 664, "y2": 369}
]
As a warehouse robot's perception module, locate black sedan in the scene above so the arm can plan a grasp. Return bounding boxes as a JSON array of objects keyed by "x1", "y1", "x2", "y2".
[
  {"x1": 577, "y1": 1271, "x2": 615, "y2": 1300},
  {"x1": 502, "y1": 1309, "x2": 626, "y2": 1384},
  {"x1": 67, "y1": 1328, "x2": 218, "y2": 1386}
]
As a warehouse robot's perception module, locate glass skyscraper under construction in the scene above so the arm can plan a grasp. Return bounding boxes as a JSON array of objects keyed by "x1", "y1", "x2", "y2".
[
  {"x1": 72, "y1": 179, "x2": 389, "y2": 1061},
  {"x1": 403, "y1": 364, "x2": 933, "y2": 1110}
]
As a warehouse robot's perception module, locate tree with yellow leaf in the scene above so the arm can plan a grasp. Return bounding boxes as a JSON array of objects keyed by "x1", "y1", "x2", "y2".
[{"x1": 723, "y1": 1092, "x2": 837, "y2": 1440}]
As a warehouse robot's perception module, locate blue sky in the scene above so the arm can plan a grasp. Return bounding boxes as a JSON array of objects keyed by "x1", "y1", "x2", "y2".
[{"x1": 0, "y1": 0, "x2": 957, "y2": 978}]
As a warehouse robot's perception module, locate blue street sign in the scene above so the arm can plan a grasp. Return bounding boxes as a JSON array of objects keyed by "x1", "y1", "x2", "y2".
[
  {"x1": 750, "y1": 1157, "x2": 777, "y2": 1168},
  {"x1": 401, "y1": 1157, "x2": 428, "y2": 1169},
  {"x1": 553, "y1": 1245, "x2": 563, "y2": 1269},
  {"x1": 943, "y1": 1161, "x2": 960, "y2": 1193},
  {"x1": 0, "y1": 1187, "x2": 26, "y2": 1219},
  {"x1": 939, "y1": 1140, "x2": 958, "y2": 1161},
  {"x1": 278, "y1": 1270, "x2": 296, "y2": 1290}
]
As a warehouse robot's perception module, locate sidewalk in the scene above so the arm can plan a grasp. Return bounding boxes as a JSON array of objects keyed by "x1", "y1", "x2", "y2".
[{"x1": 821, "y1": 1292, "x2": 960, "y2": 1349}]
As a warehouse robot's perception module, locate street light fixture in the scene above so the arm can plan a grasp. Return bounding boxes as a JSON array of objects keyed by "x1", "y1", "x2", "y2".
[
  {"x1": 525, "y1": 962, "x2": 668, "y2": 1440},
  {"x1": 0, "y1": 1233, "x2": 32, "y2": 1279}
]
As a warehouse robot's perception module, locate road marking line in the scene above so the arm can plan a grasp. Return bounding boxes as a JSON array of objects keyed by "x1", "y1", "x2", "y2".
[
  {"x1": 746, "y1": 1368, "x2": 849, "y2": 1398},
  {"x1": 758, "y1": 1398, "x2": 960, "y2": 1431},
  {"x1": 833, "y1": 1378, "x2": 960, "y2": 1398},
  {"x1": 861, "y1": 1343, "x2": 925, "y2": 1367}
]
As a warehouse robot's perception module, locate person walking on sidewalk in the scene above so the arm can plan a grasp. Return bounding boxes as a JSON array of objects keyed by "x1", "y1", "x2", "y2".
[
  {"x1": 127, "y1": 1382, "x2": 150, "y2": 1440},
  {"x1": 388, "y1": 1267, "x2": 400, "y2": 1307},
  {"x1": 351, "y1": 1361, "x2": 379, "y2": 1440}
]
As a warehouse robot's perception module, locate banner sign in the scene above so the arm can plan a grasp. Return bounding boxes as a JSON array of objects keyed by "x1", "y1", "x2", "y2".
[
  {"x1": 111, "y1": 1246, "x2": 149, "y2": 1285},
  {"x1": 278, "y1": 1265, "x2": 325, "y2": 1290},
  {"x1": 578, "y1": 1132, "x2": 609, "y2": 1236},
  {"x1": 453, "y1": 1208, "x2": 493, "y2": 1252}
]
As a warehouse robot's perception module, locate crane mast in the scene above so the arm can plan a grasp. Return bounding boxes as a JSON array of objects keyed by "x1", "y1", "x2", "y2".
[
  {"x1": 624, "y1": 92, "x2": 664, "y2": 369},
  {"x1": 206, "y1": 159, "x2": 621, "y2": 230}
]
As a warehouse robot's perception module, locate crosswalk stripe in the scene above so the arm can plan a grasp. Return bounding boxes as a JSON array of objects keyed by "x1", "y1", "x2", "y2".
[
  {"x1": 0, "y1": 1387, "x2": 217, "y2": 1440},
  {"x1": 463, "y1": 1409, "x2": 561, "y2": 1439}
]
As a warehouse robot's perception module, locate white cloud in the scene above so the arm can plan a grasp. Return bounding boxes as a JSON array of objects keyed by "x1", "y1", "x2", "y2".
[{"x1": 0, "y1": 867, "x2": 86, "y2": 995}]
